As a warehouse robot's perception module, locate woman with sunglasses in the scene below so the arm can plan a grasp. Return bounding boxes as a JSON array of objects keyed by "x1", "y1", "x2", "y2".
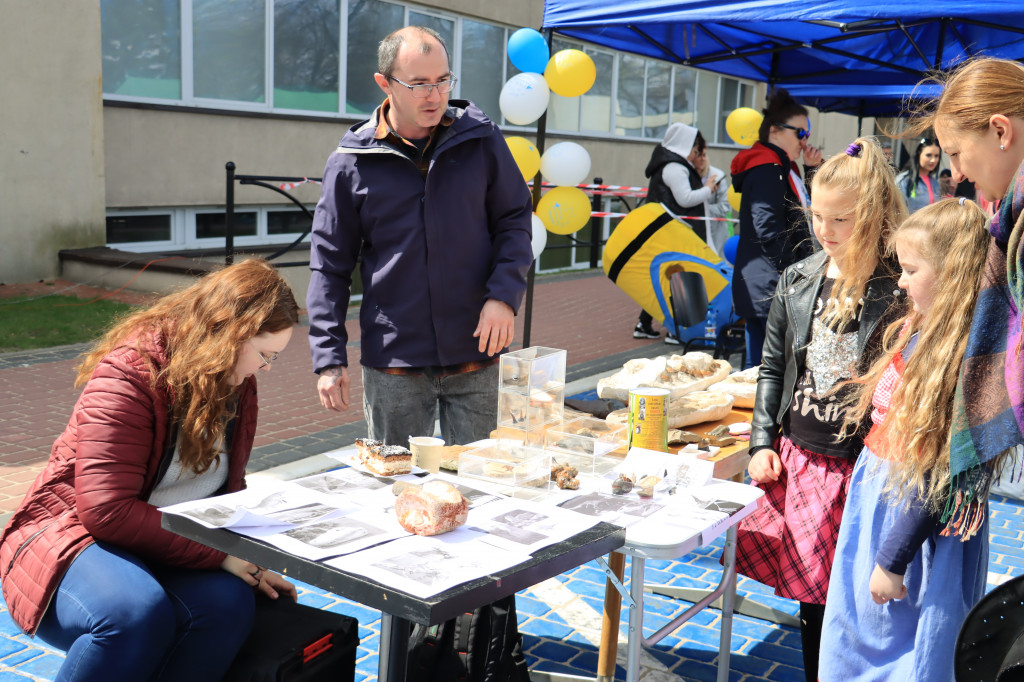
[
  {"x1": 896, "y1": 137, "x2": 943, "y2": 213},
  {"x1": 0, "y1": 258, "x2": 299, "y2": 681},
  {"x1": 730, "y1": 88, "x2": 823, "y2": 368}
]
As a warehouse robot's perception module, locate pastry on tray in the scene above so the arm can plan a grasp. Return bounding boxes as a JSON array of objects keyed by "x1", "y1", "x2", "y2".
[{"x1": 355, "y1": 438, "x2": 412, "y2": 476}]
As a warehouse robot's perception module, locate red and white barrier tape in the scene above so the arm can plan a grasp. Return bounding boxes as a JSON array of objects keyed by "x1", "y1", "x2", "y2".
[
  {"x1": 590, "y1": 211, "x2": 739, "y2": 223},
  {"x1": 278, "y1": 177, "x2": 323, "y2": 191}
]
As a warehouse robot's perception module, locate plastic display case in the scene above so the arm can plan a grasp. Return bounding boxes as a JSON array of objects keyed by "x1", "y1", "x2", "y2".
[
  {"x1": 457, "y1": 442, "x2": 552, "y2": 490},
  {"x1": 497, "y1": 347, "x2": 567, "y2": 446},
  {"x1": 545, "y1": 416, "x2": 628, "y2": 477}
]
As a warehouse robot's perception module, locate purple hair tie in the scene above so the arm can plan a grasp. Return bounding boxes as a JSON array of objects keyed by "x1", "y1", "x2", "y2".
[{"x1": 846, "y1": 143, "x2": 862, "y2": 157}]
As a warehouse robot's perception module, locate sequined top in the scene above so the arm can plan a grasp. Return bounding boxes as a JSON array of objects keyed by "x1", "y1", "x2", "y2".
[{"x1": 784, "y1": 278, "x2": 863, "y2": 459}]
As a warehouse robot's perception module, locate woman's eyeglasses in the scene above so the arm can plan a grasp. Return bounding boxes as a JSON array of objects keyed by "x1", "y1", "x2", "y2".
[
  {"x1": 250, "y1": 342, "x2": 280, "y2": 369},
  {"x1": 779, "y1": 123, "x2": 810, "y2": 140}
]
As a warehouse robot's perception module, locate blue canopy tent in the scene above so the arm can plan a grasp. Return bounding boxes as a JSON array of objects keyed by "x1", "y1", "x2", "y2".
[{"x1": 541, "y1": 0, "x2": 1024, "y2": 115}]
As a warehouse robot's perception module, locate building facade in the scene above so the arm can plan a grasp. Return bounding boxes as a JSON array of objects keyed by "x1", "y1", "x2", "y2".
[{"x1": 1, "y1": 0, "x2": 864, "y2": 283}]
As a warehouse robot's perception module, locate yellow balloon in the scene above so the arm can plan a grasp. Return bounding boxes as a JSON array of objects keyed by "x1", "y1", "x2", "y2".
[
  {"x1": 728, "y1": 186, "x2": 742, "y2": 213},
  {"x1": 725, "y1": 107, "x2": 763, "y2": 146},
  {"x1": 505, "y1": 136, "x2": 540, "y2": 183},
  {"x1": 544, "y1": 49, "x2": 597, "y2": 98},
  {"x1": 537, "y1": 186, "x2": 592, "y2": 235}
]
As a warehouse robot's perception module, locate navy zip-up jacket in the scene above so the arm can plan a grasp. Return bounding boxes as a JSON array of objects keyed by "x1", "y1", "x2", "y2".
[{"x1": 307, "y1": 100, "x2": 533, "y2": 372}]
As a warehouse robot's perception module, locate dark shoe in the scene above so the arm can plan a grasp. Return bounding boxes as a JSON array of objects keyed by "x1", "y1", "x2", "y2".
[
  {"x1": 633, "y1": 322, "x2": 660, "y2": 339},
  {"x1": 664, "y1": 332, "x2": 680, "y2": 345}
]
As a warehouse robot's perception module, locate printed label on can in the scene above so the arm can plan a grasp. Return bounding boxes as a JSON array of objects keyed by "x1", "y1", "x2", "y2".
[{"x1": 628, "y1": 387, "x2": 670, "y2": 452}]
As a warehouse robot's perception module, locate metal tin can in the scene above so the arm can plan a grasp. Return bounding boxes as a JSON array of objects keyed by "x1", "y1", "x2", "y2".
[{"x1": 627, "y1": 387, "x2": 669, "y2": 452}]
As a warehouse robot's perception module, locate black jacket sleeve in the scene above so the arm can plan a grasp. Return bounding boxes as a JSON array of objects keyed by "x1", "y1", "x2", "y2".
[{"x1": 750, "y1": 273, "x2": 791, "y2": 452}]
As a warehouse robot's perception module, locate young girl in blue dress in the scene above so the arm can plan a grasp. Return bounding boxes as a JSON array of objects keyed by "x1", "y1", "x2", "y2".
[{"x1": 819, "y1": 198, "x2": 993, "y2": 681}]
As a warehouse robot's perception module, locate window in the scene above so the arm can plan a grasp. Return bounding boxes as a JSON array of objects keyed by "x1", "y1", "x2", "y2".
[
  {"x1": 581, "y1": 50, "x2": 613, "y2": 133},
  {"x1": 99, "y1": 1, "x2": 743, "y2": 142},
  {"x1": 274, "y1": 0, "x2": 340, "y2": 112},
  {"x1": 267, "y1": 209, "x2": 313, "y2": 235},
  {"x1": 616, "y1": 54, "x2": 645, "y2": 137},
  {"x1": 671, "y1": 67, "x2": 697, "y2": 126},
  {"x1": 196, "y1": 211, "x2": 257, "y2": 239},
  {"x1": 717, "y1": 77, "x2": 755, "y2": 144},
  {"x1": 193, "y1": 0, "x2": 266, "y2": 103},
  {"x1": 106, "y1": 214, "x2": 173, "y2": 244},
  {"x1": 460, "y1": 20, "x2": 505, "y2": 123},
  {"x1": 346, "y1": 0, "x2": 403, "y2": 115},
  {"x1": 644, "y1": 61, "x2": 671, "y2": 139},
  {"x1": 101, "y1": 0, "x2": 182, "y2": 99}
]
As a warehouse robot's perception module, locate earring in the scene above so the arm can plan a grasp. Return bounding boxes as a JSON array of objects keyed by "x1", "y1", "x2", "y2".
[{"x1": 1001, "y1": 144, "x2": 1006, "y2": 151}]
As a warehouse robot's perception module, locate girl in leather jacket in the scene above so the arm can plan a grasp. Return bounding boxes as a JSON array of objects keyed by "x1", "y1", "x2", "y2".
[{"x1": 732, "y1": 138, "x2": 907, "y2": 682}]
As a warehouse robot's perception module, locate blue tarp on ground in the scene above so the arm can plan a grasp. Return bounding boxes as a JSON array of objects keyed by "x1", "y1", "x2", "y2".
[{"x1": 542, "y1": 0, "x2": 1024, "y2": 115}]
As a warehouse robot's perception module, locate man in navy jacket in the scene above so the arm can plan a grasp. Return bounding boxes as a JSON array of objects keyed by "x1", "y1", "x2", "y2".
[{"x1": 307, "y1": 26, "x2": 533, "y2": 447}]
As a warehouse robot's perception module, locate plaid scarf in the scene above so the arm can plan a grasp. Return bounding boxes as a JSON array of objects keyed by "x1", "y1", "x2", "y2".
[{"x1": 945, "y1": 160, "x2": 1024, "y2": 539}]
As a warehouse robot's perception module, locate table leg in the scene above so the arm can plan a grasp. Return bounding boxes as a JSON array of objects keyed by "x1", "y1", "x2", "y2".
[
  {"x1": 597, "y1": 551, "x2": 626, "y2": 682},
  {"x1": 378, "y1": 612, "x2": 409, "y2": 682},
  {"x1": 625, "y1": 555, "x2": 646, "y2": 682},
  {"x1": 717, "y1": 526, "x2": 737, "y2": 682}
]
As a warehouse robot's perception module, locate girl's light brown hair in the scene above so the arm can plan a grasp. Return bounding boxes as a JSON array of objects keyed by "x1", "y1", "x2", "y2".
[
  {"x1": 905, "y1": 57, "x2": 1024, "y2": 137},
  {"x1": 843, "y1": 198, "x2": 990, "y2": 510},
  {"x1": 75, "y1": 258, "x2": 299, "y2": 474},
  {"x1": 810, "y1": 137, "x2": 908, "y2": 330}
]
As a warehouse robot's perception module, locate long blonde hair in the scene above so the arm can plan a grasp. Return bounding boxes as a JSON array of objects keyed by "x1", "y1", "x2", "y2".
[
  {"x1": 75, "y1": 259, "x2": 299, "y2": 474},
  {"x1": 810, "y1": 137, "x2": 907, "y2": 330},
  {"x1": 904, "y1": 57, "x2": 1024, "y2": 136},
  {"x1": 844, "y1": 199, "x2": 990, "y2": 509}
]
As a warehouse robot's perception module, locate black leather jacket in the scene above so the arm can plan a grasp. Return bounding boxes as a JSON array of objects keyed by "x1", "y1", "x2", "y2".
[{"x1": 749, "y1": 250, "x2": 905, "y2": 454}]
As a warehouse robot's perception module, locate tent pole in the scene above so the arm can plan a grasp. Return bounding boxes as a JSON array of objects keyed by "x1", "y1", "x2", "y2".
[{"x1": 522, "y1": 29, "x2": 553, "y2": 350}]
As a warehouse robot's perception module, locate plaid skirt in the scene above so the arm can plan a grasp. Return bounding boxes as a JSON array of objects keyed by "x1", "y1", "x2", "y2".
[{"x1": 733, "y1": 436, "x2": 856, "y2": 604}]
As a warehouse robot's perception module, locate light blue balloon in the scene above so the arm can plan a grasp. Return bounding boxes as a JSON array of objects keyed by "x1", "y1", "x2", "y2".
[{"x1": 507, "y1": 28, "x2": 549, "y2": 75}]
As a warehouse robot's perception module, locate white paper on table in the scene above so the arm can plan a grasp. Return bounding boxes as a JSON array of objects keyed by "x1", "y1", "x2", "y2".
[
  {"x1": 257, "y1": 508, "x2": 409, "y2": 561},
  {"x1": 556, "y1": 491, "x2": 664, "y2": 527},
  {"x1": 159, "y1": 482, "x2": 358, "y2": 530},
  {"x1": 429, "y1": 471, "x2": 504, "y2": 508},
  {"x1": 464, "y1": 496, "x2": 598, "y2": 554},
  {"x1": 328, "y1": 529, "x2": 530, "y2": 598},
  {"x1": 653, "y1": 480, "x2": 763, "y2": 544},
  {"x1": 613, "y1": 447, "x2": 714, "y2": 491}
]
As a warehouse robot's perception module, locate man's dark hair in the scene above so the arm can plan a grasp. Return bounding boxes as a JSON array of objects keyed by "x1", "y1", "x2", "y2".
[
  {"x1": 378, "y1": 26, "x2": 449, "y2": 78},
  {"x1": 694, "y1": 130, "x2": 706, "y2": 154}
]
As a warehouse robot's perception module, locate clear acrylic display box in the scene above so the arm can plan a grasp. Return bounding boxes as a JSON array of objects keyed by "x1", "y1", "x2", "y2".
[
  {"x1": 497, "y1": 347, "x2": 567, "y2": 446},
  {"x1": 545, "y1": 416, "x2": 628, "y2": 477},
  {"x1": 457, "y1": 441, "x2": 552, "y2": 490}
]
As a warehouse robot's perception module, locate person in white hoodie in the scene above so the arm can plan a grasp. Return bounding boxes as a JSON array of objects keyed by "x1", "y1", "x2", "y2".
[
  {"x1": 634, "y1": 122, "x2": 722, "y2": 342},
  {"x1": 693, "y1": 147, "x2": 732, "y2": 257}
]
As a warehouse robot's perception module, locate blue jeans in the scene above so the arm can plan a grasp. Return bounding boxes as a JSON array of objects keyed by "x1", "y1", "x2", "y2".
[
  {"x1": 362, "y1": 363, "x2": 499, "y2": 446},
  {"x1": 36, "y1": 542, "x2": 254, "y2": 682},
  {"x1": 744, "y1": 315, "x2": 767, "y2": 369}
]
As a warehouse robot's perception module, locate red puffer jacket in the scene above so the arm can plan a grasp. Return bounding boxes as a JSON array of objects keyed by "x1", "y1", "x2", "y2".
[{"x1": 0, "y1": 335, "x2": 257, "y2": 634}]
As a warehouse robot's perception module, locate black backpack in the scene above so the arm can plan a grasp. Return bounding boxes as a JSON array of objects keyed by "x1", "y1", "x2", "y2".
[{"x1": 407, "y1": 595, "x2": 531, "y2": 682}]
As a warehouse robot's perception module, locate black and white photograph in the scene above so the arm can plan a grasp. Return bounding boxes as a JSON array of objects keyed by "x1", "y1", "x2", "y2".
[{"x1": 181, "y1": 503, "x2": 236, "y2": 527}]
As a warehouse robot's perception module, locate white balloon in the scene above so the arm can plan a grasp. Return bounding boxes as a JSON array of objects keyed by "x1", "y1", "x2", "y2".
[
  {"x1": 499, "y1": 73, "x2": 551, "y2": 126},
  {"x1": 540, "y1": 141, "x2": 592, "y2": 187},
  {"x1": 531, "y1": 214, "x2": 547, "y2": 260}
]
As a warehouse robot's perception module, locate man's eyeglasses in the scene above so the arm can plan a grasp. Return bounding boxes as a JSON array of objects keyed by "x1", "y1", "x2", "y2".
[
  {"x1": 387, "y1": 75, "x2": 457, "y2": 98},
  {"x1": 779, "y1": 123, "x2": 810, "y2": 140},
  {"x1": 251, "y1": 342, "x2": 280, "y2": 369}
]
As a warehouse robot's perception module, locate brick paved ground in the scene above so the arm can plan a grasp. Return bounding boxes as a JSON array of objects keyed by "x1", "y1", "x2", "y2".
[
  {"x1": 0, "y1": 270, "x2": 672, "y2": 515},
  {"x1": 3, "y1": 270, "x2": 1024, "y2": 681}
]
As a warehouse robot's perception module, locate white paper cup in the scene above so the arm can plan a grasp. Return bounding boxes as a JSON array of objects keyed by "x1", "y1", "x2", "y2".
[{"x1": 408, "y1": 436, "x2": 445, "y2": 473}]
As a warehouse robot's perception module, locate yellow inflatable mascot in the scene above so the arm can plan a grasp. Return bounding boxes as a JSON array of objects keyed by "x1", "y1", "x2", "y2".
[{"x1": 603, "y1": 203, "x2": 736, "y2": 341}]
